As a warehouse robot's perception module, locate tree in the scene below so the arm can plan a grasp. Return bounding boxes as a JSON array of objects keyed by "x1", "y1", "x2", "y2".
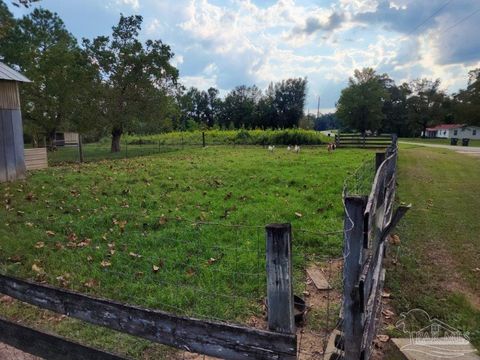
[
  {"x1": 314, "y1": 113, "x2": 339, "y2": 131},
  {"x1": 177, "y1": 86, "x2": 221, "y2": 129},
  {"x1": 220, "y1": 85, "x2": 261, "y2": 129},
  {"x1": 336, "y1": 68, "x2": 388, "y2": 133},
  {"x1": 270, "y1": 78, "x2": 307, "y2": 128},
  {"x1": 299, "y1": 114, "x2": 315, "y2": 129},
  {"x1": 83, "y1": 14, "x2": 178, "y2": 152},
  {"x1": 11, "y1": 0, "x2": 41, "y2": 7},
  {"x1": 382, "y1": 81, "x2": 411, "y2": 136},
  {"x1": 0, "y1": 8, "x2": 96, "y2": 147},
  {"x1": 454, "y1": 69, "x2": 480, "y2": 126},
  {"x1": 406, "y1": 78, "x2": 447, "y2": 136},
  {"x1": 0, "y1": 0, "x2": 14, "y2": 39}
]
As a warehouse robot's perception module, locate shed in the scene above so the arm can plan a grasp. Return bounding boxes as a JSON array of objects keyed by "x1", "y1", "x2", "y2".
[{"x1": 0, "y1": 62, "x2": 30, "y2": 182}]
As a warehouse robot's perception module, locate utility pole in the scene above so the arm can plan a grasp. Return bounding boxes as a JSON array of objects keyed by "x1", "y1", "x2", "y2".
[{"x1": 316, "y1": 96, "x2": 320, "y2": 118}]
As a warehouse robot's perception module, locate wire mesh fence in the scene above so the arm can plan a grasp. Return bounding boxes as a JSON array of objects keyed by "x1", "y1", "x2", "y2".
[
  {"x1": 46, "y1": 140, "x2": 187, "y2": 165},
  {"x1": 40, "y1": 131, "x2": 336, "y2": 166},
  {"x1": 0, "y1": 213, "x2": 349, "y2": 359},
  {"x1": 1, "y1": 138, "x2": 385, "y2": 358}
]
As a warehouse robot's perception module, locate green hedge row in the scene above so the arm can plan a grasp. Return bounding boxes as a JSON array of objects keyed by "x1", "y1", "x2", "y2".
[{"x1": 120, "y1": 129, "x2": 331, "y2": 146}]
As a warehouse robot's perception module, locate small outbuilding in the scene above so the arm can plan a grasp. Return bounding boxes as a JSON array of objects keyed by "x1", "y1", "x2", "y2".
[{"x1": 0, "y1": 62, "x2": 30, "y2": 182}]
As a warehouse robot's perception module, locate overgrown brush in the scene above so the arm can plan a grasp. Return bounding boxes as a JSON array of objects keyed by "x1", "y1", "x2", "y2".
[{"x1": 122, "y1": 129, "x2": 330, "y2": 146}]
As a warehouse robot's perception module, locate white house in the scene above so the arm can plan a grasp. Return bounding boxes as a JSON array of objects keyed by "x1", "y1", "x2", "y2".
[{"x1": 423, "y1": 124, "x2": 480, "y2": 139}]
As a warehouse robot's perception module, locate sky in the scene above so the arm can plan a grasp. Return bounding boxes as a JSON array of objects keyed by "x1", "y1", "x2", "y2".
[{"x1": 7, "y1": 0, "x2": 480, "y2": 113}]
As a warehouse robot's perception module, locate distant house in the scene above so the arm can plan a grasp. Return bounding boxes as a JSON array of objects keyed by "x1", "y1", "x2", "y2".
[{"x1": 423, "y1": 124, "x2": 480, "y2": 139}]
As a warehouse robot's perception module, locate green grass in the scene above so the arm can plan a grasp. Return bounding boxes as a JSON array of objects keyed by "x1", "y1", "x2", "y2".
[
  {"x1": 387, "y1": 146, "x2": 480, "y2": 348},
  {"x1": 399, "y1": 137, "x2": 480, "y2": 147},
  {"x1": 1, "y1": 145, "x2": 373, "y2": 358},
  {"x1": 47, "y1": 129, "x2": 331, "y2": 165},
  {"x1": 47, "y1": 143, "x2": 183, "y2": 164}
]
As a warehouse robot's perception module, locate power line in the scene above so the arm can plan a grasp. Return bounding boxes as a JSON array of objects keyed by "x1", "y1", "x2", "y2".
[
  {"x1": 440, "y1": 6, "x2": 480, "y2": 34},
  {"x1": 407, "y1": 0, "x2": 453, "y2": 36}
]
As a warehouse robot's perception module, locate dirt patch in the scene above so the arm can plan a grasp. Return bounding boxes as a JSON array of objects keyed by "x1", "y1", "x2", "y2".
[{"x1": 0, "y1": 343, "x2": 40, "y2": 360}]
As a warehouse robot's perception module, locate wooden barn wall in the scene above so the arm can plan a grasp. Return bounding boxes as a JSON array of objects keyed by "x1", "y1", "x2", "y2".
[
  {"x1": 0, "y1": 81, "x2": 20, "y2": 110},
  {"x1": 0, "y1": 109, "x2": 26, "y2": 182}
]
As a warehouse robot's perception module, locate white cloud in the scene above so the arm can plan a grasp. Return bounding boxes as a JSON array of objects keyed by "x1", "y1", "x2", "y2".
[
  {"x1": 134, "y1": 0, "x2": 480, "y2": 109},
  {"x1": 117, "y1": 0, "x2": 140, "y2": 10}
]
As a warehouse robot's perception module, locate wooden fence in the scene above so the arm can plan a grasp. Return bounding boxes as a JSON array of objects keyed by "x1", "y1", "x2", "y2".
[
  {"x1": 336, "y1": 133, "x2": 395, "y2": 149},
  {"x1": 333, "y1": 138, "x2": 410, "y2": 359},
  {"x1": 24, "y1": 147, "x2": 48, "y2": 170},
  {"x1": 0, "y1": 225, "x2": 297, "y2": 360}
]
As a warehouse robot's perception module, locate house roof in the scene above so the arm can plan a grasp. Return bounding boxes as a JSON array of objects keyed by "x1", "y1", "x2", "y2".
[
  {"x1": 426, "y1": 124, "x2": 465, "y2": 131},
  {"x1": 0, "y1": 62, "x2": 31, "y2": 83}
]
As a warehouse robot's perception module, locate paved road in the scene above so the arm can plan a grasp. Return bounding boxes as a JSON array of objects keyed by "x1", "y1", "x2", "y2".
[{"x1": 399, "y1": 141, "x2": 480, "y2": 156}]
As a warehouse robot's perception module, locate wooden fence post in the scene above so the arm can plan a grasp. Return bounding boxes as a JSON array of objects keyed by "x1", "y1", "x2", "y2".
[
  {"x1": 202, "y1": 132, "x2": 206, "y2": 147},
  {"x1": 266, "y1": 224, "x2": 295, "y2": 335},
  {"x1": 343, "y1": 196, "x2": 367, "y2": 360},
  {"x1": 375, "y1": 152, "x2": 385, "y2": 171},
  {"x1": 78, "y1": 134, "x2": 84, "y2": 163}
]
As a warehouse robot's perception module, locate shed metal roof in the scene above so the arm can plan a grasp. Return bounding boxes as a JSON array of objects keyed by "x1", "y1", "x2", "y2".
[{"x1": 0, "y1": 62, "x2": 31, "y2": 82}]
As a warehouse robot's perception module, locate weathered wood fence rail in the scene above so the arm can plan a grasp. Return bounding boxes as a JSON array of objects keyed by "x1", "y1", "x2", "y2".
[
  {"x1": 333, "y1": 138, "x2": 409, "y2": 360},
  {"x1": 0, "y1": 224, "x2": 297, "y2": 360},
  {"x1": 336, "y1": 133, "x2": 396, "y2": 149}
]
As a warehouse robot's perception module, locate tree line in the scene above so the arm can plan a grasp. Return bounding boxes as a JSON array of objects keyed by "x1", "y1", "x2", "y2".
[
  {"x1": 2, "y1": 0, "x2": 480, "y2": 151},
  {"x1": 0, "y1": 1, "x2": 307, "y2": 151},
  {"x1": 336, "y1": 67, "x2": 480, "y2": 136}
]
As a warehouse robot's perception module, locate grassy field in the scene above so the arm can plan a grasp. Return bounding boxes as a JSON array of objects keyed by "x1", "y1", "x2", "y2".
[
  {"x1": 47, "y1": 129, "x2": 331, "y2": 165},
  {"x1": 0, "y1": 145, "x2": 374, "y2": 358},
  {"x1": 399, "y1": 137, "x2": 480, "y2": 147},
  {"x1": 387, "y1": 145, "x2": 480, "y2": 348}
]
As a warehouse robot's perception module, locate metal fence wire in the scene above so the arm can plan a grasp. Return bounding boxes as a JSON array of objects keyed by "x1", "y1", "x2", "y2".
[{"x1": 0, "y1": 138, "x2": 395, "y2": 359}]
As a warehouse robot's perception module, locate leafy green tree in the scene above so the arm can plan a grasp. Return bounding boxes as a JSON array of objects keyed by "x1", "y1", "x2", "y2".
[
  {"x1": 382, "y1": 81, "x2": 411, "y2": 136},
  {"x1": 11, "y1": 0, "x2": 40, "y2": 7},
  {"x1": 406, "y1": 78, "x2": 447, "y2": 136},
  {"x1": 177, "y1": 87, "x2": 220, "y2": 129},
  {"x1": 0, "y1": 8, "x2": 95, "y2": 147},
  {"x1": 220, "y1": 85, "x2": 261, "y2": 129},
  {"x1": 270, "y1": 78, "x2": 307, "y2": 128},
  {"x1": 454, "y1": 69, "x2": 480, "y2": 126},
  {"x1": 0, "y1": 0, "x2": 14, "y2": 39},
  {"x1": 336, "y1": 68, "x2": 388, "y2": 133},
  {"x1": 83, "y1": 14, "x2": 178, "y2": 152},
  {"x1": 314, "y1": 113, "x2": 339, "y2": 131},
  {"x1": 299, "y1": 114, "x2": 315, "y2": 129}
]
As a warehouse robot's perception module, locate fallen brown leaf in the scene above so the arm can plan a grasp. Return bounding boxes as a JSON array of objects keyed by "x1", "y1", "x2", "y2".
[
  {"x1": 34, "y1": 241, "x2": 45, "y2": 249},
  {"x1": 32, "y1": 263, "x2": 44, "y2": 274},
  {"x1": 83, "y1": 279, "x2": 99, "y2": 289},
  {"x1": 77, "y1": 238, "x2": 91, "y2": 248},
  {"x1": 100, "y1": 260, "x2": 111, "y2": 268}
]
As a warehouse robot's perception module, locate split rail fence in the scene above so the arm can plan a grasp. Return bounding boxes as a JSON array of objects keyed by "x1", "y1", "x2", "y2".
[
  {"x1": 336, "y1": 133, "x2": 396, "y2": 149},
  {"x1": 0, "y1": 224, "x2": 298, "y2": 360},
  {"x1": 0, "y1": 135, "x2": 408, "y2": 360},
  {"x1": 332, "y1": 138, "x2": 409, "y2": 359}
]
